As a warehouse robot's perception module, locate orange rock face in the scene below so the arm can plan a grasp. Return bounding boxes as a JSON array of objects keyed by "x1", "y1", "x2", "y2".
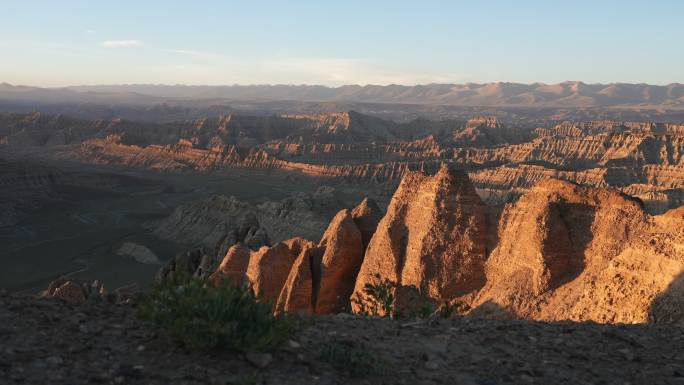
[
  {"x1": 213, "y1": 167, "x2": 684, "y2": 324},
  {"x1": 352, "y1": 164, "x2": 488, "y2": 314},
  {"x1": 473, "y1": 179, "x2": 684, "y2": 323},
  {"x1": 245, "y1": 237, "x2": 314, "y2": 304},
  {"x1": 206, "y1": 197, "x2": 375, "y2": 315},
  {"x1": 314, "y1": 209, "x2": 364, "y2": 314},
  {"x1": 275, "y1": 206, "x2": 369, "y2": 315},
  {"x1": 275, "y1": 245, "x2": 324, "y2": 314},
  {"x1": 209, "y1": 244, "x2": 251, "y2": 287}
]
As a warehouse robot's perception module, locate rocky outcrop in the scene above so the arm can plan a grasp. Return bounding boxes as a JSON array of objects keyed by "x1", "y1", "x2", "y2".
[
  {"x1": 472, "y1": 179, "x2": 684, "y2": 324},
  {"x1": 155, "y1": 248, "x2": 215, "y2": 283},
  {"x1": 275, "y1": 245, "x2": 324, "y2": 314},
  {"x1": 154, "y1": 196, "x2": 268, "y2": 257},
  {"x1": 314, "y1": 209, "x2": 364, "y2": 314},
  {"x1": 208, "y1": 244, "x2": 251, "y2": 287},
  {"x1": 208, "y1": 198, "x2": 378, "y2": 315},
  {"x1": 246, "y1": 238, "x2": 314, "y2": 304},
  {"x1": 39, "y1": 277, "x2": 141, "y2": 305},
  {"x1": 154, "y1": 187, "x2": 343, "y2": 261},
  {"x1": 274, "y1": 198, "x2": 384, "y2": 315},
  {"x1": 40, "y1": 277, "x2": 107, "y2": 305},
  {"x1": 352, "y1": 164, "x2": 488, "y2": 314}
]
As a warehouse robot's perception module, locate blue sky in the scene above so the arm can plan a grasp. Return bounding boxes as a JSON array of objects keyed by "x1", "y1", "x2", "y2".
[{"x1": 1, "y1": 0, "x2": 682, "y2": 86}]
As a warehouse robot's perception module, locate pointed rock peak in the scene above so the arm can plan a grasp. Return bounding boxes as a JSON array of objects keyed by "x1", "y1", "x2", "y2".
[
  {"x1": 352, "y1": 162, "x2": 488, "y2": 313},
  {"x1": 351, "y1": 197, "x2": 381, "y2": 218},
  {"x1": 209, "y1": 244, "x2": 251, "y2": 287},
  {"x1": 218, "y1": 244, "x2": 250, "y2": 272},
  {"x1": 283, "y1": 237, "x2": 314, "y2": 256},
  {"x1": 315, "y1": 209, "x2": 363, "y2": 314},
  {"x1": 319, "y1": 209, "x2": 355, "y2": 248},
  {"x1": 433, "y1": 163, "x2": 476, "y2": 193},
  {"x1": 351, "y1": 197, "x2": 382, "y2": 252}
]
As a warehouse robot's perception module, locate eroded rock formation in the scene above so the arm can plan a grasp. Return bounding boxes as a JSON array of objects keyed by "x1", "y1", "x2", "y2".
[
  {"x1": 245, "y1": 238, "x2": 313, "y2": 303},
  {"x1": 352, "y1": 164, "x2": 488, "y2": 315},
  {"x1": 472, "y1": 179, "x2": 684, "y2": 324},
  {"x1": 209, "y1": 197, "x2": 381, "y2": 315}
]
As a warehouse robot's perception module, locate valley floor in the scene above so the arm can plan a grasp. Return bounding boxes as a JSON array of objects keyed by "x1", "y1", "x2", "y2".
[{"x1": 1, "y1": 292, "x2": 683, "y2": 385}]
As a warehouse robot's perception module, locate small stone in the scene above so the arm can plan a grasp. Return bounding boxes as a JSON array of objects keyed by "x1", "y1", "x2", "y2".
[
  {"x1": 287, "y1": 340, "x2": 301, "y2": 348},
  {"x1": 137, "y1": 345, "x2": 146, "y2": 352},
  {"x1": 245, "y1": 352, "x2": 273, "y2": 368},
  {"x1": 425, "y1": 361, "x2": 439, "y2": 370}
]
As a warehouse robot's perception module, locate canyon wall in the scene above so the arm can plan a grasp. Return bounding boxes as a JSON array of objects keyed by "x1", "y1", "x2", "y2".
[
  {"x1": 5, "y1": 112, "x2": 684, "y2": 213},
  {"x1": 205, "y1": 165, "x2": 684, "y2": 324}
]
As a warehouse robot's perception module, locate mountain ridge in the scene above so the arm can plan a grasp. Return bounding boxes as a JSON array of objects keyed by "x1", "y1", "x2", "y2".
[{"x1": 2, "y1": 82, "x2": 684, "y2": 109}]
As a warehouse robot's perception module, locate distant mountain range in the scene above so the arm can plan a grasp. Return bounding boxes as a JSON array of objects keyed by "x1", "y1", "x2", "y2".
[{"x1": 1, "y1": 82, "x2": 683, "y2": 109}]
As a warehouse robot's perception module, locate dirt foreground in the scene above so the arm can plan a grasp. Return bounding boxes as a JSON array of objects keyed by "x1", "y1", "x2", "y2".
[{"x1": 1, "y1": 292, "x2": 683, "y2": 385}]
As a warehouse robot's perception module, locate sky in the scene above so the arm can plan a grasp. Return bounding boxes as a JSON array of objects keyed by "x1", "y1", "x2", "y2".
[{"x1": 1, "y1": 0, "x2": 683, "y2": 87}]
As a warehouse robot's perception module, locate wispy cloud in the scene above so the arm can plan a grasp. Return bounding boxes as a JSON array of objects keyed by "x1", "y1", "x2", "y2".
[
  {"x1": 102, "y1": 40, "x2": 143, "y2": 48},
  {"x1": 160, "y1": 48, "x2": 229, "y2": 60}
]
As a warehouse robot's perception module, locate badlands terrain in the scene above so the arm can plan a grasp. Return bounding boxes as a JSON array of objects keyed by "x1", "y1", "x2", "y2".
[{"x1": 2, "y1": 84, "x2": 684, "y2": 383}]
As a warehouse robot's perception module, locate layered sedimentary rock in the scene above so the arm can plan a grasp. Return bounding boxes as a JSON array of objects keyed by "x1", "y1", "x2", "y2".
[
  {"x1": 155, "y1": 187, "x2": 342, "y2": 259},
  {"x1": 472, "y1": 179, "x2": 684, "y2": 324},
  {"x1": 352, "y1": 164, "x2": 488, "y2": 314},
  {"x1": 8, "y1": 111, "x2": 684, "y2": 212}
]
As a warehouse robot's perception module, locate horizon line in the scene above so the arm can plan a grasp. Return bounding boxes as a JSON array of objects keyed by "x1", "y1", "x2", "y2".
[{"x1": 3, "y1": 81, "x2": 684, "y2": 89}]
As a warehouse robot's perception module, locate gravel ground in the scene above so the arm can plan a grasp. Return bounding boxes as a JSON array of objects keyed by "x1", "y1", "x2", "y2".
[{"x1": 1, "y1": 292, "x2": 683, "y2": 385}]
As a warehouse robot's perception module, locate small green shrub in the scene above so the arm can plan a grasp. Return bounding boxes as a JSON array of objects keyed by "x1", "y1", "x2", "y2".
[
  {"x1": 138, "y1": 278, "x2": 292, "y2": 351},
  {"x1": 358, "y1": 278, "x2": 395, "y2": 316},
  {"x1": 402, "y1": 285, "x2": 435, "y2": 319},
  {"x1": 353, "y1": 276, "x2": 441, "y2": 319},
  {"x1": 318, "y1": 340, "x2": 384, "y2": 377}
]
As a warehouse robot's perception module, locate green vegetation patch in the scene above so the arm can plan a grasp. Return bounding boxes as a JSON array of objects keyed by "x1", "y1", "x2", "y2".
[{"x1": 138, "y1": 278, "x2": 293, "y2": 352}]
